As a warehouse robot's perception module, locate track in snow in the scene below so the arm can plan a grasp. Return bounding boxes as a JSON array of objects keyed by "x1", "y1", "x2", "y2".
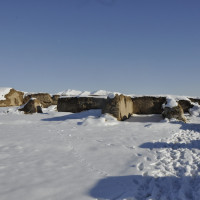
[{"x1": 90, "y1": 128, "x2": 200, "y2": 200}]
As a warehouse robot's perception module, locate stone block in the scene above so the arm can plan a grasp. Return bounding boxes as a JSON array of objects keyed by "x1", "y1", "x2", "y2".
[
  {"x1": 57, "y1": 97, "x2": 106, "y2": 113},
  {"x1": 132, "y1": 97, "x2": 166, "y2": 114},
  {"x1": 102, "y1": 94, "x2": 134, "y2": 121}
]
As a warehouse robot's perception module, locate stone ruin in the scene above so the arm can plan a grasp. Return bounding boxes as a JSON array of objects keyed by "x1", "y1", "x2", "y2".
[
  {"x1": 0, "y1": 89, "x2": 24, "y2": 107},
  {"x1": 57, "y1": 97, "x2": 106, "y2": 113},
  {"x1": 57, "y1": 94, "x2": 197, "y2": 122},
  {"x1": 1, "y1": 88, "x2": 200, "y2": 122},
  {"x1": 102, "y1": 95, "x2": 133, "y2": 121},
  {"x1": 19, "y1": 98, "x2": 43, "y2": 114},
  {"x1": 23, "y1": 93, "x2": 59, "y2": 108}
]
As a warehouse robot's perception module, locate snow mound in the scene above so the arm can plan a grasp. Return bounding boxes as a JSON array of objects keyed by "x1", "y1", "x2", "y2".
[
  {"x1": 42, "y1": 105, "x2": 57, "y2": 112},
  {"x1": 189, "y1": 103, "x2": 200, "y2": 116},
  {"x1": 108, "y1": 93, "x2": 116, "y2": 99},
  {"x1": 0, "y1": 106, "x2": 23, "y2": 115},
  {"x1": 77, "y1": 91, "x2": 91, "y2": 97},
  {"x1": 60, "y1": 89, "x2": 82, "y2": 97},
  {"x1": 59, "y1": 89, "x2": 119, "y2": 98},
  {"x1": 164, "y1": 96, "x2": 178, "y2": 108},
  {"x1": 81, "y1": 114, "x2": 119, "y2": 126},
  {"x1": 60, "y1": 89, "x2": 112, "y2": 97},
  {"x1": 90, "y1": 90, "x2": 111, "y2": 96},
  {"x1": 0, "y1": 87, "x2": 12, "y2": 100},
  {"x1": 107, "y1": 92, "x2": 122, "y2": 99}
]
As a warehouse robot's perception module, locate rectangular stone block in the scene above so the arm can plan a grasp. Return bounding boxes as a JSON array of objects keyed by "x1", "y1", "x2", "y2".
[
  {"x1": 57, "y1": 97, "x2": 106, "y2": 113},
  {"x1": 132, "y1": 97, "x2": 166, "y2": 114},
  {"x1": 102, "y1": 94, "x2": 134, "y2": 121}
]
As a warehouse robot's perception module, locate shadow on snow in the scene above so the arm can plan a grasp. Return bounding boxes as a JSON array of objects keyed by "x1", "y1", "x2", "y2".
[
  {"x1": 170, "y1": 121, "x2": 200, "y2": 132},
  {"x1": 41, "y1": 109, "x2": 101, "y2": 122},
  {"x1": 139, "y1": 140, "x2": 200, "y2": 150},
  {"x1": 140, "y1": 121, "x2": 200, "y2": 149},
  {"x1": 89, "y1": 175, "x2": 200, "y2": 200},
  {"x1": 126, "y1": 114, "x2": 163, "y2": 123}
]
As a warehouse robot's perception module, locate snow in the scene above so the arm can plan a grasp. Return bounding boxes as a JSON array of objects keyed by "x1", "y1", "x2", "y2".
[
  {"x1": 189, "y1": 103, "x2": 200, "y2": 116},
  {"x1": 78, "y1": 91, "x2": 91, "y2": 97},
  {"x1": 107, "y1": 93, "x2": 116, "y2": 99},
  {"x1": 59, "y1": 89, "x2": 119, "y2": 99},
  {"x1": 1, "y1": 107, "x2": 200, "y2": 199},
  {"x1": 90, "y1": 90, "x2": 111, "y2": 96},
  {"x1": 60, "y1": 89, "x2": 82, "y2": 97},
  {"x1": 164, "y1": 96, "x2": 178, "y2": 108},
  {"x1": 0, "y1": 88, "x2": 12, "y2": 100}
]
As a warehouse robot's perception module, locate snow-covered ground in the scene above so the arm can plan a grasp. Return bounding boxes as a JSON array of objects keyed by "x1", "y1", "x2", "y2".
[{"x1": 0, "y1": 107, "x2": 200, "y2": 200}]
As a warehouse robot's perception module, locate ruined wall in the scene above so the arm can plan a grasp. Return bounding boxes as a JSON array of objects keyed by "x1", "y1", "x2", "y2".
[
  {"x1": 57, "y1": 94, "x2": 134, "y2": 121},
  {"x1": 102, "y1": 94, "x2": 134, "y2": 121},
  {"x1": 132, "y1": 97, "x2": 166, "y2": 114},
  {"x1": 57, "y1": 97, "x2": 106, "y2": 113},
  {"x1": 0, "y1": 89, "x2": 24, "y2": 107},
  {"x1": 23, "y1": 93, "x2": 54, "y2": 108}
]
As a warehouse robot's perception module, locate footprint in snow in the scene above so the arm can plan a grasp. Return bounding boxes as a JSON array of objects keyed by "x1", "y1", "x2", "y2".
[
  {"x1": 142, "y1": 171, "x2": 148, "y2": 176},
  {"x1": 96, "y1": 139, "x2": 103, "y2": 143},
  {"x1": 137, "y1": 162, "x2": 144, "y2": 171},
  {"x1": 144, "y1": 124, "x2": 152, "y2": 128},
  {"x1": 145, "y1": 157, "x2": 151, "y2": 161}
]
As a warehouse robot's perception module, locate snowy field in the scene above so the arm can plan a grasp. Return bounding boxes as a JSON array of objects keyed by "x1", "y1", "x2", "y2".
[{"x1": 0, "y1": 106, "x2": 200, "y2": 200}]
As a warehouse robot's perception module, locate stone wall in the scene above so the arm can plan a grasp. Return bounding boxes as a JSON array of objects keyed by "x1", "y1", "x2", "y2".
[
  {"x1": 131, "y1": 97, "x2": 166, "y2": 114},
  {"x1": 57, "y1": 95, "x2": 194, "y2": 121},
  {"x1": 102, "y1": 94, "x2": 134, "y2": 121},
  {"x1": 0, "y1": 89, "x2": 24, "y2": 107},
  {"x1": 57, "y1": 97, "x2": 106, "y2": 113},
  {"x1": 1, "y1": 88, "x2": 199, "y2": 122},
  {"x1": 23, "y1": 93, "x2": 58, "y2": 108},
  {"x1": 0, "y1": 89, "x2": 60, "y2": 108}
]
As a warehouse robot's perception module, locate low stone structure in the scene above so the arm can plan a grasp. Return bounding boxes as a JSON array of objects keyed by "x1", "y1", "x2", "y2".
[
  {"x1": 57, "y1": 94, "x2": 134, "y2": 121},
  {"x1": 19, "y1": 99, "x2": 43, "y2": 114},
  {"x1": 0, "y1": 88, "x2": 24, "y2": 107},
  {"x1": 162, "y1": 105, "x2": 186, "y2": 122},
  {"x1": 23, "y1": 93, "x2": 54, "y2": 108},
  {"x1": 102, "y1": 94, "x2": 134, "y2": 121},
  {"x1": 57, "y1": 94, "x2": 191, "y2": 122},
  {"x1": 1, "y1": 87, "x2": 197, "y2": 122},
  {"x1": 132, "y1": 97, "x2": 166, "y2": 114},
  {"x1": 57, "y1": 97, "x2": 106, "y2": 113},
  {"x1": 23, "y1": 93, "x2": 60, "y2": 108}
]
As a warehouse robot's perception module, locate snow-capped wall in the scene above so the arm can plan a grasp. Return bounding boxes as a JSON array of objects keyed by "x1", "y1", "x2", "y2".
[
  {"x1": 0, "y1": 87, "x2": 12, "y2": 100},
  {"x1": 0, "y1": 88, "x2": 24, "y2": 107}
]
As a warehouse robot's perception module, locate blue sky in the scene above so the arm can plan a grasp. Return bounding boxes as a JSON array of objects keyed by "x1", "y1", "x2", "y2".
[{"x1": 0, "y1": 0, "x2": 200, "y2": 96}]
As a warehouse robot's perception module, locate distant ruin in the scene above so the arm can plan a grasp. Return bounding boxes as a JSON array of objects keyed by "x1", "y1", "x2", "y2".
[
  {"x1": 0, "y1": 88, "x2": 200, "y2": 122},
  {"x1": 57, "y1": 94, "x2": 194, "y2": 122}
]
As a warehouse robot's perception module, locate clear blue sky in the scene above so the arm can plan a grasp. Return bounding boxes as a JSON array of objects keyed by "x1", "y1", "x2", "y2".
[{"x1": 0, "y1": 0, "x2": 200, "y2": 96}]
